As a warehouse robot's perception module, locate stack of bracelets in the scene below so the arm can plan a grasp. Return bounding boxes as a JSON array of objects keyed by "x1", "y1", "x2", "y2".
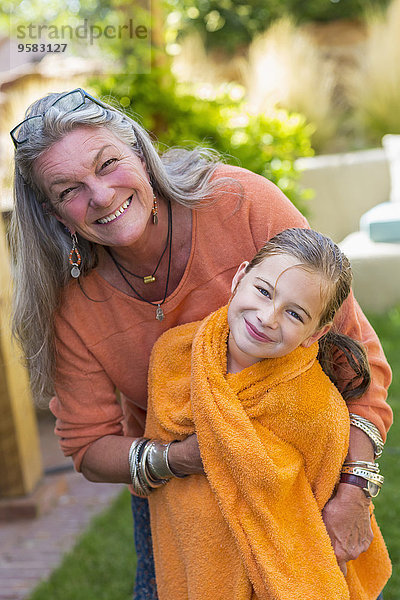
[
  {"x1": 130, "y1": 413, "x2": 385, "y2": 498},
  {"x1": 339, "y1": 414, "x2": 385, "y2": 499},
  {"x1": 128, "y1": 438, "x2": 187, "y2": 497}
]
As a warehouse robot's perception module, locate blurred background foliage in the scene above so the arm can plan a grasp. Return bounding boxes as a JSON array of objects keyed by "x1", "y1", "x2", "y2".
[
  {"x1": 165, "y1": 0, "x2": 390, "y2": 52},
  {"x1": 3, "y1": 0, "x2": 400, "y2": 211},
  {"x1": 92, "y1": 70, "x2": 314, "y2": 214}
]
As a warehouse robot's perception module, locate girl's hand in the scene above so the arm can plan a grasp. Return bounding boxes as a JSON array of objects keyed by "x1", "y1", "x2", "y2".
[{"x1": 167, "y1": 434, "x2": 204, "y2": 476}]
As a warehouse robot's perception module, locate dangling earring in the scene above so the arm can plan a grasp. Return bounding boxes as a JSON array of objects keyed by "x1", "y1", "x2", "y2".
[
  {"x1": 68, "y1": 233, "x2": 82, "y2": 278},
  {"x1": 152, "y1": 195, "x2": 158, "y2": 225}
]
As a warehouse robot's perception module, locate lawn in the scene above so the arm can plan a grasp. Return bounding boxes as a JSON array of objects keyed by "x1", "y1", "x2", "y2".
[
  {"x1": 28, "y1": 489, "x2": 136, "y2": 600},
  {"x1": 367, "y1": 307, "x2": 400, "y2": 600},
  {"x1": 28, "y1": 308, "x2": 400, "y2": 600}
]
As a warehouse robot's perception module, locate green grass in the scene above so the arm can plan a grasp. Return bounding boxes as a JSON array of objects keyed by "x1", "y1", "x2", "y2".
[
  {"x1": 28, "y1": 307, "x2": 400, "y2": 600},
  {"x1": 28, "y1": 489, "x2": 136, "y2": 600},
  {"x1": 367, "y1": 307, "x2": 400, "y2": 600}
]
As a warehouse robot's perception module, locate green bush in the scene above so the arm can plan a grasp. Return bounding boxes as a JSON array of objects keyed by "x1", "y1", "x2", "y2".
[
  {"x1": 165, "y1": 0, "x2": 391, "y2": 52},
  {"x1": 92, "y1": 69, "x2": 314, "y2": 214}
]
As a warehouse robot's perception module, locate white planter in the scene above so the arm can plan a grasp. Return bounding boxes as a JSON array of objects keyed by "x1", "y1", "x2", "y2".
[{"x1": 296, "y1": 148, "x2": 390, "y2": 243}]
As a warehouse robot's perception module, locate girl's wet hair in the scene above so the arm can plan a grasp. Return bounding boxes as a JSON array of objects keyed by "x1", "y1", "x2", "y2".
[{"x1": 246, "y1": 228, "x2": 370, "y2": 400}]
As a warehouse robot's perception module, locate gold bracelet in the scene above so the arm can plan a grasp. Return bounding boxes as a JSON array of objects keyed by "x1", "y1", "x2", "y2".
[
  {"x1": 349, "y1": 414, "x2": 384, "y2": 459},
  {"x1": 341, "y1": 465, "x2": 384, "y2": 486},
  {"x1": 343, "y1": 460, "x2": 379, "y2": 472}
]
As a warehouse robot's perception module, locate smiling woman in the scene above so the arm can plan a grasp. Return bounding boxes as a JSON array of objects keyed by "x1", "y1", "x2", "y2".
[
  {"x1": 32, "y1": 127, "x2": 156, "y2": 250},
  {"x1": 9, "y1": 89, "x2": 393, "y2": 600}
]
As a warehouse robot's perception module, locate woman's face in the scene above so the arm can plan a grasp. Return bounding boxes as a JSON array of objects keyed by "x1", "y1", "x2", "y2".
[
  {"x1": 227, "y1": 253, "x2": 331, "y2": 372},
  {"x1": 33, "y1": 126, "x2": 154, "y2": 249}
]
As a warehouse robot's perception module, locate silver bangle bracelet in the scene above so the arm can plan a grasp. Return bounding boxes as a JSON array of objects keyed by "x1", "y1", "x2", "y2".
[
  {"x1": 146, "y1": 440, "x2": 189, "y2": 480},
  {"x1": 128, "y1": 438, "x2": 153, "y2": 497},
  {"x1": 130, "y1": 439, "x2": 188, "y2": 496},
  {"x1": 349, "y1": 413, "x2": 384, "y2": 459},
  {"x1": 165, "y1": 441, "x2": 188, "y2": 479},
  {"x1": 140, "y1": 441, "x2": 168, "y2": 490},
  {"x1": 146, "y1": 440, "x2": 177, "y2": 480}
]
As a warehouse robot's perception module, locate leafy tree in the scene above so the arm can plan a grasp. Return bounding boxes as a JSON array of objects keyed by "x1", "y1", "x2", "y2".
[
  {"x1": 1, "y1": 0, "x2": 315, "y2": 214},
  {"x1": 165, "y1": 0, "x2": 391, "y2": 52}
]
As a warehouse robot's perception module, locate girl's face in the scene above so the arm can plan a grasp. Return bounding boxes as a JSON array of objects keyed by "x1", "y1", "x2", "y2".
[
  {"x1": 227, "y1": 253, "x2": 331, "y2": 373},
  {"x1": 33, "y1": 126, "x2": 154, "y2": 250}
]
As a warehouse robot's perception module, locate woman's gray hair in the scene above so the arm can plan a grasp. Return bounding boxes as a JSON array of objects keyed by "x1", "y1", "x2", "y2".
[{"x1": 10, "y1": 90, "x2": 227, "y2": 403}]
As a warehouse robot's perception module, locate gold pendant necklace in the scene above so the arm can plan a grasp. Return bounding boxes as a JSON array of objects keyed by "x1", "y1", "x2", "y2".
[
  {"x1": 111, "y1": 212, "x2": 170, "y2": 284},
  {"x1": 106, "y1": 200, "x2": 172, "y2": 320}
]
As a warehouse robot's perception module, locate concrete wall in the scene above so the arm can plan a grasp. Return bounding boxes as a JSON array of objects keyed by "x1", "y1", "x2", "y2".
[
  {"x1": 296, "y1": 148, "x2": 391, "y2": 242},
  {"x1": 340, "y1": 231, "x2": 400, "y2": 313},
  {"x1": 297, "y1": 148, "x2": 400, "y2": 313}
]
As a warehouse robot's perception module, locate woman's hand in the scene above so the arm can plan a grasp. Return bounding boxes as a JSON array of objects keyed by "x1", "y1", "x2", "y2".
[
  {"x1": 167, "y1": 434, "x2": 204, "y2": 476},
  {"x1": 322, "y1": 482, "x2": 373, "y2": 576},
  {"x1": 322, "y1": 423, "x2": 376, "y2": 575}
]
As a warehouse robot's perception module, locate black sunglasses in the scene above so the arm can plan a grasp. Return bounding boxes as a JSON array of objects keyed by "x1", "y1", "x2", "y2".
[{"x1": 10, "y1": 88, "x2": 108, "y2": 148}]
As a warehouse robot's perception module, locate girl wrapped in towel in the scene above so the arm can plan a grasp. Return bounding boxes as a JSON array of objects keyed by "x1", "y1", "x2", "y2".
[{"x1": 143, "y1": 228, "x2": 391, "y2": 600}]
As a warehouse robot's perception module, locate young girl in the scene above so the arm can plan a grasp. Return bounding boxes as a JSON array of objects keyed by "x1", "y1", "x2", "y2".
[{"x1": 144, "y1": 228, "x2": 391, "y2": 600}]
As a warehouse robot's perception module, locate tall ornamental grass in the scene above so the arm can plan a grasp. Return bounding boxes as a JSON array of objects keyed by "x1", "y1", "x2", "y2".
[
  {"x1": 246, "y1": 18, "x2": 339, "y2": 152},
  {"x1": 342, "y1": 0, "x2": 400, "y2": 144}
]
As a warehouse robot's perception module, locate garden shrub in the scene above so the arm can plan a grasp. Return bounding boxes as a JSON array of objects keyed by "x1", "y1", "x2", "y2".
[{"x1": 166, "y1": 0, "x2": 391, "y2": 52}]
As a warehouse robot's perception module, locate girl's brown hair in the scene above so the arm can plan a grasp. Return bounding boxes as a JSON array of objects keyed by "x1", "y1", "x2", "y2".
[{"x1": 246, "y1": 228, "x2": 370, "y2": 400}]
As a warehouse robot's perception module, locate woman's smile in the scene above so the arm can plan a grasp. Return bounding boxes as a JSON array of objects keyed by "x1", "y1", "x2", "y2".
[{"x1": 96, "y1": 196, "x2": 132, "y2": 224}]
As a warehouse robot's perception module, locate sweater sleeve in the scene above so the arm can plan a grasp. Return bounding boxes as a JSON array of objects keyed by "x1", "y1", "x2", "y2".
[
  {"x1": 50, "y1": 312, "x2": 125, "y2": 472},
  {"x1": 243, "y1": 173, "x2": 392, "y2": 439}
]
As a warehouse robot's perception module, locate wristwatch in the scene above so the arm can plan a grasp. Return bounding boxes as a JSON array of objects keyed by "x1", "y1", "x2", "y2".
[{"x1": 340, "y1": 473, "x2": 381, "y2": 498}]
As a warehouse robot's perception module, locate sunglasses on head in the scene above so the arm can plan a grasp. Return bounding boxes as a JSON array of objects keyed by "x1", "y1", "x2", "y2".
[{"x1": 10, "y1": 88, "x2": 108, "y2": 148}]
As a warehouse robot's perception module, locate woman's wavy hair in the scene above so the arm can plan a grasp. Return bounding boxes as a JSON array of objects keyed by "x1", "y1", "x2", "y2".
[
  {"x1": 10, "y1": 90, "x2": 226, "y2": 403},
  {"x1": 245, "y1": 228, "x2": 371, "y2": 400}
]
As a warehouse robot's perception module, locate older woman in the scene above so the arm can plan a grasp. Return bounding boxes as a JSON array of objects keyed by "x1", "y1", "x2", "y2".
[{"x1": 10, "y1": 88, "x2": 392, "y2": 599}]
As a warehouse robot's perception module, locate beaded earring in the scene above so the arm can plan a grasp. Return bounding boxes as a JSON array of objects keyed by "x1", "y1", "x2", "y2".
[
  {"x1": 68, "y1": 233, "x2": 82, "y2": 278},
  {"x1": 152, "y1": 196, "x2": 158, "y2": 225}
]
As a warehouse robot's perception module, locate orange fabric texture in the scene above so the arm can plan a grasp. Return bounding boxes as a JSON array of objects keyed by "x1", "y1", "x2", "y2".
[
  {"x1": 145, "y1": 306, "x2": 391, "y2": 600},
  {"x1": 49, "y1": 166, "x2": 392, "y2": 470}
]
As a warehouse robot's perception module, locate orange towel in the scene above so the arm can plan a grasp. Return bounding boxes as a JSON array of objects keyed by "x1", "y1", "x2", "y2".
[{"x1": 145, "y1": 305, "x2": 391, "y2": 600}]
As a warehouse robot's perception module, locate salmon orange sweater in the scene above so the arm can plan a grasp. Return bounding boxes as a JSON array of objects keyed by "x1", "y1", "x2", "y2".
[
  {"x1": 145, "y1": 306, "x2": 391, "y2": 600},
  {"x1": 50, "y1": 166, "x2": 392, "y2": 470}
]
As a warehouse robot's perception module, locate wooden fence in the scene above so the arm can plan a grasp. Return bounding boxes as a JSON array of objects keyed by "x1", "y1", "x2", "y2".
[{"x1": 0, "y1": 214, "x2": 43, "y2": 497}]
